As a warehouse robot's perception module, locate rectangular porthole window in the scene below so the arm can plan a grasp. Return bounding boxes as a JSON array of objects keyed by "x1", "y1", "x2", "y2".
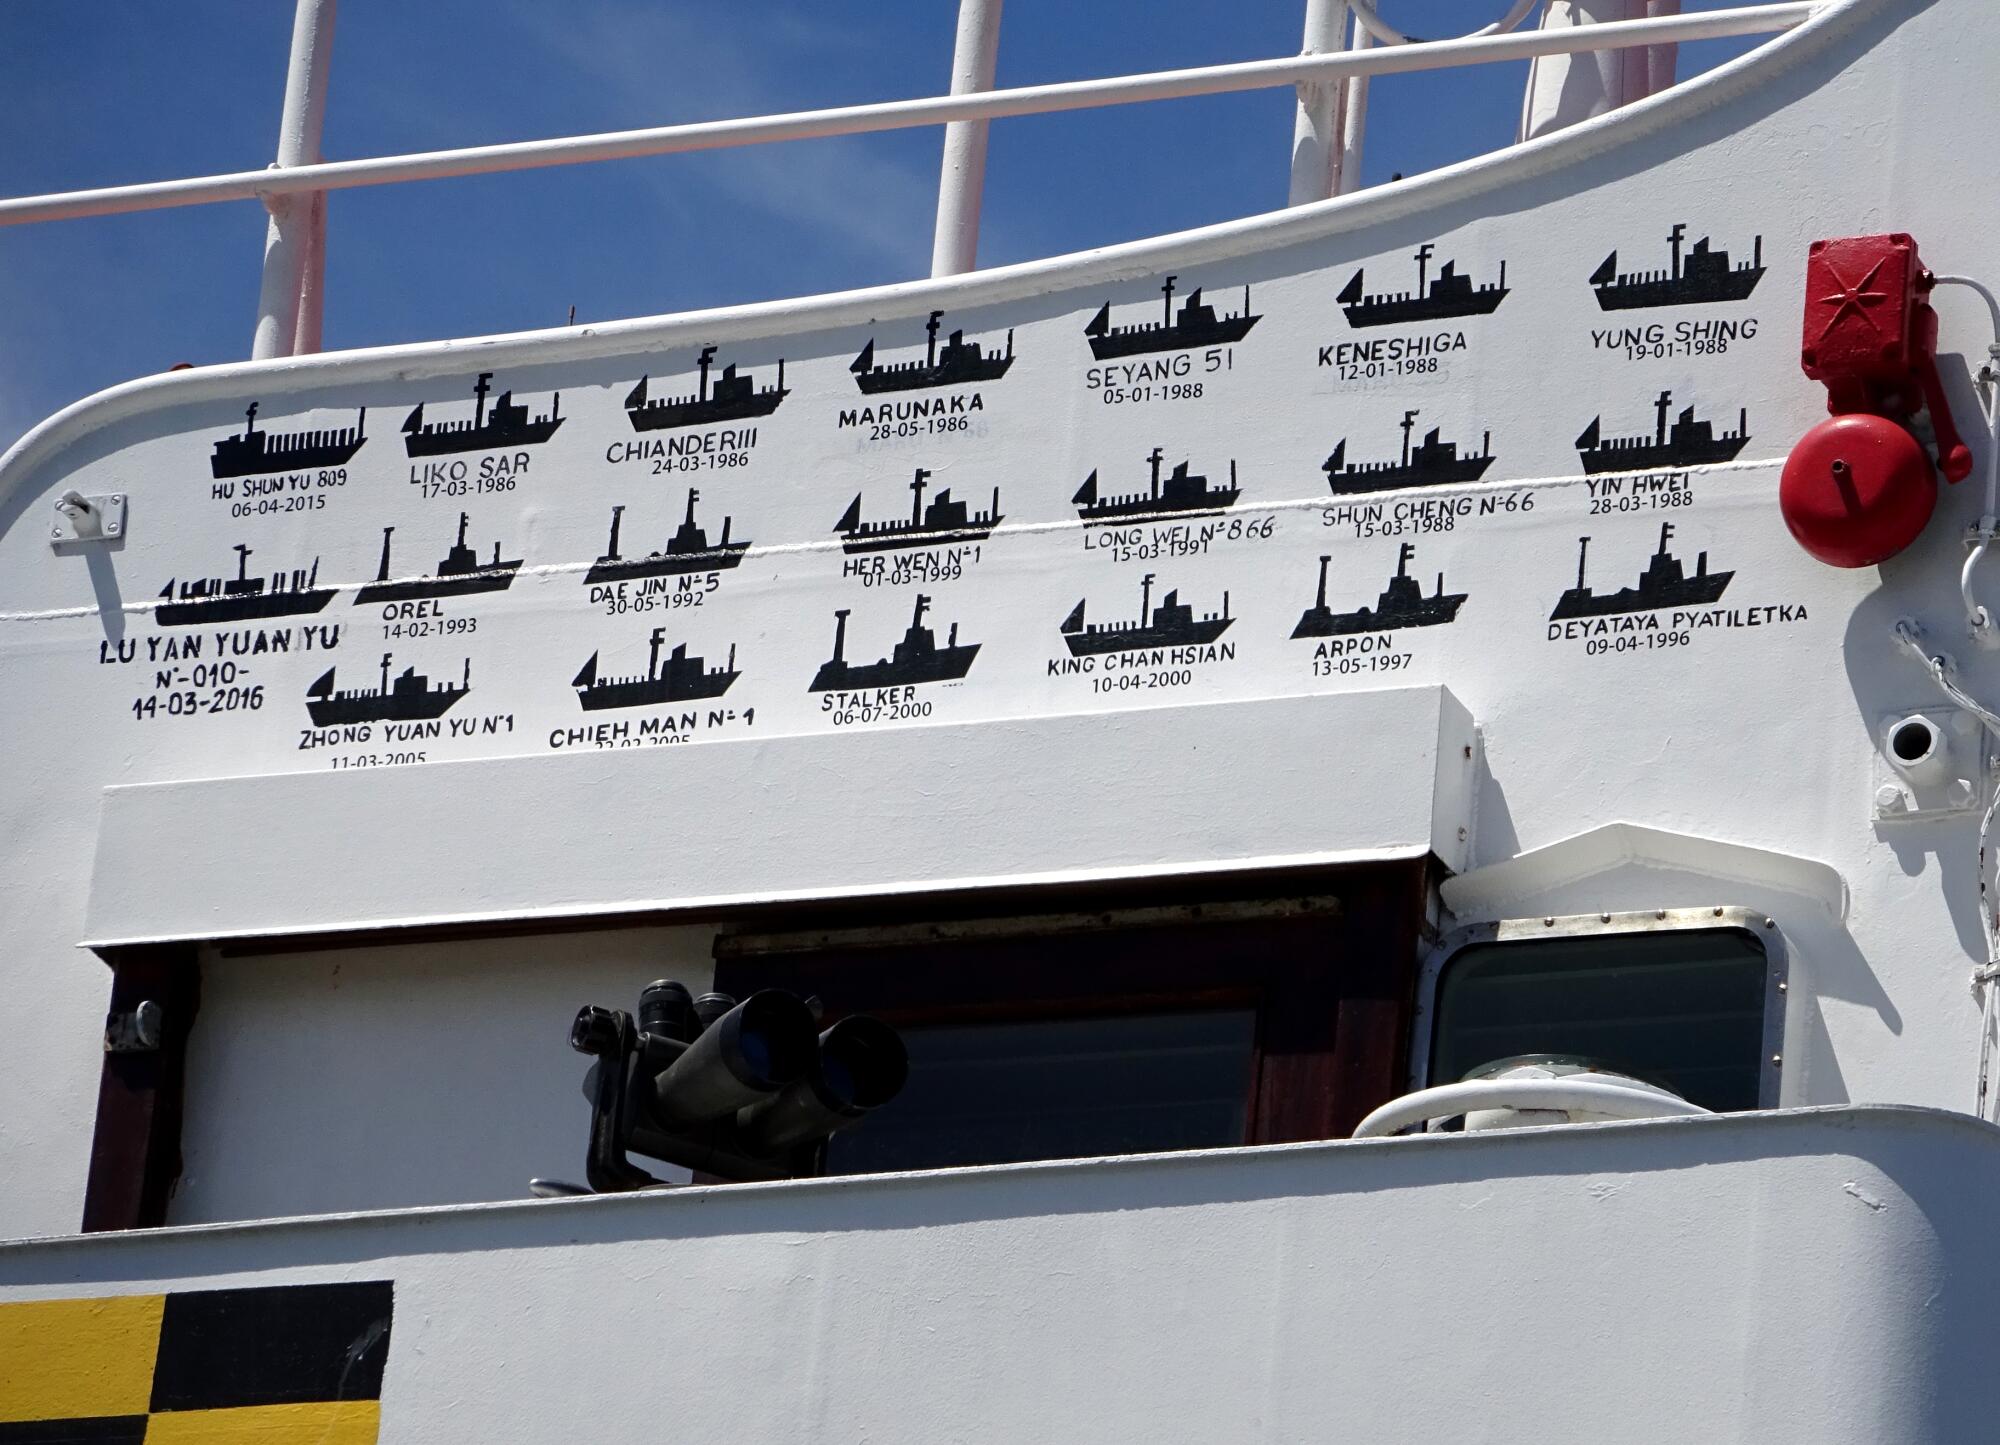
[{"x1": 1424, "y1": 915, "x2": 1781, "y2": 1112}]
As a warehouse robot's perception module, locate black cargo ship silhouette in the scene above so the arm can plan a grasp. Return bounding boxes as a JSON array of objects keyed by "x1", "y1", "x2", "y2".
[
  {"x1": 355, "y1": 513, "x2": 521, "y2": 604},
  {"x1": 851, "y1": 311, "x2": 1014, "y2": 392},
  {"x1": 1337, "y1": 244, "x2": 1508, "y2": 327},
  {"x1": 1060, "y1": 573, "x2": 1232, "y2": 656},
  {"x1": 1324, "y1": 410, "x2": 1494, "y2": 493},
  {"x1": 586, "y1": 493, "x2": 749, "y2": 584},
  {"x1": 210, "y1": 401, "x2": 367, "y2": 479},
  {"x1": 1590, "y1": 224, "x2": 1765, "y2": 309},
  {"x1": 1085, "y1": 275, "x2": 1260, "y2": 358},
  {"x1": 810, "y1": 594, "x2": 978, "y2": 690},
  {"x1": 1576, "y1": 391, "x2": 1751, "y2": 474},
  {"x1": 1292, "y1": 545, "x2": 1467, "y2": 638},
  {"x1": 625, "y1": 346, "x2": 788, "y2": 430},
  {"x1": 1549, "y1": 523, "x2": 1733, "y2": 619},
  {"x1": 306, "y1": 653, "x2": 470, "y2": 724},
  {"x1": 837, "y1": 468, "x2": 1001, "y2": 552},
  {"x1": 572, "y1": 629, "x2": 739, "y2": 710},
  {"x1": 156, "y1": 544, "x2": 336, "y2": 626},
  {"x1": 403, "y1": 373, "x2": 563, "y2": 455},
  {"x1": 1074, "y1": 447, "x2": 1240, "y2": 525}
]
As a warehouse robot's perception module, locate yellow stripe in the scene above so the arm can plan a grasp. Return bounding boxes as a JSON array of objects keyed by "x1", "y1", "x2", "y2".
[
  {"x1": 0, "y1": 1293, "x2": 165, "y2": 1421},
  {"x1": 147, "y1": 1400, "x2": 381, "y2": 1443}
]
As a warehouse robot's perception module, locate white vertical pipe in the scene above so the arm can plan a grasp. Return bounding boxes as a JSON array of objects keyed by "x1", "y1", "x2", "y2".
[
  {"x1": 252, "y1": 0, "x2": 338, "y2": 360},
  {"x1": 292, "y1": 189, "x2": 328, "y2": 354},
  {"x1": 1336, "y1": 21, "x2": 1372, "y2": 194},
  {"x1": 929, "y1": 0, "x2": 1004, "y2": 278},
  {"x1": 1287, "y1": 0, "x2": 1351, "y2": 205}
]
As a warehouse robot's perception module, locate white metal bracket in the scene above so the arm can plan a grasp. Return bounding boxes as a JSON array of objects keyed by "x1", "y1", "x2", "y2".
[
  {"x1": 50, "y1": 489, "x2": 125, "y2": 547},
  {"x1": 1873, "y1": 706, "x2": 1984, "y2": 820}
]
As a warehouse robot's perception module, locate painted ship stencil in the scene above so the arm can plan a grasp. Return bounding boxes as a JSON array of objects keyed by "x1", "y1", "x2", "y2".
[
  {"x1": 1549, "y1": 523, "x2": 1733, "y2": 619},
  {"x1": 1060, "y1": 573, "x2": 1232, "y2": 656},
  {"x1": 810, "y1": 594, "x2": 978, "y2": 690},
  {"x1": 573, "y1": 628, "x2": 739, "y2": 711},
  {"x1": 1337, "y1": 244, "x2": 1508, "y2": 327},
  {"x1": 586, "y1": 493, "x2": 748, "y2": 585},
  {"x1": 403, "y1": 372, "x2": 563, "y2": 456},
  {"x1": 306, "y1": 652, "x2": 470, "y2": 724},
  {"x1": 1085, "y1": 275, "x2": 1260, "y2": 359},
  {"x1": 1324, "y1": 410, "x2": 1494, "y2": 494},
  {"x1": 210, "y1": 401, "x2": 367, "y2": 479},
  {"x1": 1576, "y1": 391, "x2": 1750, "y2": 474},
  {"x1": 1292, "y1": 545, "x2": 1466, "y2": 638},
  {"x1": 1590, "y1": 224, "x2": 1765, "y2": 309},
  {"x1": 156, "y1": 544, "x2": 335, "y2": 627},
  {"x1": 837, "y1": 468, "x2": 1001, "y2": 553},
  {"x1": 626, "y1": 346, "x2": 788, "y2": 431},
  {"x1": 1074, "y1": 448, "x2": 1240, "y2": 526},
  {"x1": 355, "y1": 513, "x2": 521, "y2": 604},
  {"x1": 851, "y1": 311, "x2": 1013, "y2": 392}
]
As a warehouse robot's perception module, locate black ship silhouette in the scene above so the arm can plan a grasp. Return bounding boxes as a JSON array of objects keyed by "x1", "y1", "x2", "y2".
[
  {"x1": 1292, "y1": 545, "x2": 1466, "y2": 638},
  {"x1": 210, "y1": 401, "x2": 367, "y2": 479},
  {"x1": 1324, "y1": 410, "x2": 1494, "y2": 493},
  {"x1": 306, "y1": 652, "x2": 471, "y2": 725},
  {"x1": 1337, "y1": 244, "x2": 1508, "y2": 327},
  {"x1": 1084, "y1": 275, "x2": 1261, "y2": 359},
  {"x1": 1060, "y1": 573, "x2": 1232, "y2": 656},
  {"x1": 1576, "y1": 391, "x2": 1751, "y2": 474},
  {"x1": 809, "y1": 593, "x2": 979, "y2": 691},
  {"x1": 1590, "y1": 224, "x2": 1765, "y2": 309},
  {"x1": 402, "y1": 372, "x2": 564, "y2": 455},
  {"x1": 625, "y1": 346, "x2": 788, "y2": 430},
  {"x1": 851, "y1": 311, "x2": 1014, "y2": 392},
  {"x1": 354, "y1": 513, "x2": 522, "y2": 604},
  {"x1": 156, "y1": 544, "x2": 336, "y2": 626},
  {"x1": 585, "y1": 492, "x2": 749, "y2": 585},
  {"x1": 1074, "y1": 447, "x2": 1241, "y2": 526},
  {"x1": 1549, "y1": 523, "x2": 1734, "y2": 619},
  {"x1": 836, "y1": 468, "x2": 1002, "y2": 553},
  {"x1": 572, "y1": 629, "x2": 740, "y2": 711}
]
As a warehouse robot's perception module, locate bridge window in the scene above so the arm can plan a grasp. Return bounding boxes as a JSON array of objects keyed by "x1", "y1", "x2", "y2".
[
  {"x1": 1424, "y1": 915, "x2": 1780, "y2": 1112},
  {"x1": 713, "y1": 866, "x2": 1429, "y2": 1175}
]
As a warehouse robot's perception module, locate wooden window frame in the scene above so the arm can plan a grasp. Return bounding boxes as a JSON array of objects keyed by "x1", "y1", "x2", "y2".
[{"x1": 714, "y1": 859, "x2": 1432, "y2": 1151}]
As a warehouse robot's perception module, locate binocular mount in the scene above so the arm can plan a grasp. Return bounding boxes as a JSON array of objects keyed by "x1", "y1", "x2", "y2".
[{"x1": 570, "y1": 980, "x2": 908, "y2": 1191}]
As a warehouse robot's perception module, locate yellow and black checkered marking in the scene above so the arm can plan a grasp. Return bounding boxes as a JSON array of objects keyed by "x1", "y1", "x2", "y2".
[{"x1": 0, "y1": 1281, "x2": 391, "y2": 1443}]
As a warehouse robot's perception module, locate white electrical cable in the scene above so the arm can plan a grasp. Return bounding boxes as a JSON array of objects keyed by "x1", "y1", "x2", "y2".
[
  {"x1": 1896, "y1": 625, "x2": 2000, "y2": 1119},
  {"x1": 1932, "y1": 276, "x2": 2000, "y2": 637}
]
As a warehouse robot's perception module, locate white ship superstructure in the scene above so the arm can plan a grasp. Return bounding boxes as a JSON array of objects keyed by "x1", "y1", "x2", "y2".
[{"x1": 1, "y1": 2, "x2": 1997, "y2": 1439}]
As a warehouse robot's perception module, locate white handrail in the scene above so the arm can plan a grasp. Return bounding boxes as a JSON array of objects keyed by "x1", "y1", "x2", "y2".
[{"x1": 0, "y1": 3, "x2": 1819, "y2": 229}]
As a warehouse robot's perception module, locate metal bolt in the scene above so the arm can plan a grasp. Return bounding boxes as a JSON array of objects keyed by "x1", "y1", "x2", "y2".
[
  {"x1": 50, "y1": 528, "x2": 60, "y2": 538},
  {"x1": 1771, "y1": 1053, "x2": 1783, "y2": 1067},
  {"x1": 1543, "y1": 917, "x2": 1555, "y2": 927},
  {"x1": 1656, "y1": 909, "x2": 1667, "y2": 920},
  {"x1": 1763, "y1": 917, "x2": 1776, "y2": 930},
  {"x1": 1456, "y1": 826, "x2": 1467, "y2": 841},
  {"x1": 1600, "y1": 912, "x2": 1612, "y2": 923},
  {"x1": 1712, "y1": 907, "x2": 1724, "y2": 916},
  {"x1": 1462, "y1": 745, "x2": 1472, "y2": 759},
  {"x1": 1777, "y1": 980, "x2": 1788, "y2": 993}
]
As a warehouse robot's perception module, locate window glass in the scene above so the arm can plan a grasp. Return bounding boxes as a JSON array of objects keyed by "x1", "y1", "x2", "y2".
[
  {"x1": 824, "y1": 1008, "x2": 1256, "y2": 1174},
  {"x1": 1429, "y1": 928, "x2": 1769, "y2": 1111}
]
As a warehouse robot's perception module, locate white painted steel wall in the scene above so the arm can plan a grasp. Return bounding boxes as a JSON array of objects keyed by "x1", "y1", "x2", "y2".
[
  {"x1": 1, "y1": 1107, "x2": 1988, "y2": 1442},
  {"x1": 0, "y1": 0, "x2": 1989, "y2": 1233}
]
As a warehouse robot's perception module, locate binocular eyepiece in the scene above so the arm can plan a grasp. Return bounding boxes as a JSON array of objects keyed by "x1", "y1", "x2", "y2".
[{"x1": 569, "y1": 979, "x2": 908, "y2": 1188}]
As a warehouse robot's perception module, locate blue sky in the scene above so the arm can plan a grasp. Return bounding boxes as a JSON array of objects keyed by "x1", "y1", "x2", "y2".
[{"x1": 0, "y1": 2, "x2": 1760, "y2": 452}]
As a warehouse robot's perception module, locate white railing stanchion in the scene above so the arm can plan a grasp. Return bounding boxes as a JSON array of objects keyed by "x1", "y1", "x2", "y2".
[
  {"x1": 0, "y1": 5, "x2": 1821, "y2": 234},
  {"x1": 1336, "y1": 20, "x2": 1373, "y2": 194},
  {"x1": 1288, "y1": 0, "x2": 1353, "y2": 205},
  {"x1": 931, "y1": 0, "x2": 1005, "y2": 277},
  {"x1": 252, "y1": 0, "x2": 338, "y2": 361}
]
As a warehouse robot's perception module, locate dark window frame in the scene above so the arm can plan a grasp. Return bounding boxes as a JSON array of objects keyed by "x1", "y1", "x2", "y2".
[
  {"x1": 1413, "y1": 907, "x2": 1789, "y2": 1109},
  {"x1": 713, "y1": 859, "x2": 1433, "y2": 1157}
]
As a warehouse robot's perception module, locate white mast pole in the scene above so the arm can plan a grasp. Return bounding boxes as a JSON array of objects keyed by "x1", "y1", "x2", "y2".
[
  {"x1": 252, "y1": 0, "x2": 338, "y2": 360},
  {"x1": 1287, "y1": 0, "x2": 1352, "y2": 205},
  {"x1": 930, "y1": 0, "x2": 1004, "y2": 277}
]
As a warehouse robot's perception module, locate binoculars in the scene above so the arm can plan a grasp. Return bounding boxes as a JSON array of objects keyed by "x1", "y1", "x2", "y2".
[{"x1": 569, "y1": 980, "x2": 908, "y2": 1191}]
